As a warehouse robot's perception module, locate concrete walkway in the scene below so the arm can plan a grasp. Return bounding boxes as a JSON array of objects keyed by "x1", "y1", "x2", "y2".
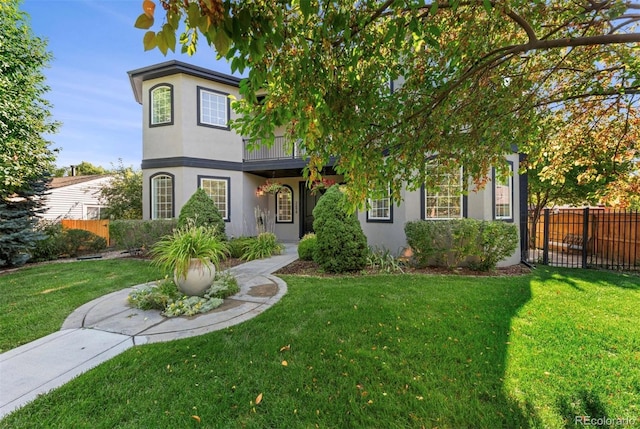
[{"x1": 0, "y1": 244, "x2": 298, "y2": 419}]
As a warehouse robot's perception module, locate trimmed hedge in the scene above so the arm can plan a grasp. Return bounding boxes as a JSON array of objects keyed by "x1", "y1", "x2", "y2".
[
  {"x1": 404, "y1": 219, "x2": 518, "y2": 271},
  {"x1": 109, "y1": 219, "x2": 177, "y2": 254},
  {"x1": 313, "y1": 186, "x2": 368, "y2": 273}
]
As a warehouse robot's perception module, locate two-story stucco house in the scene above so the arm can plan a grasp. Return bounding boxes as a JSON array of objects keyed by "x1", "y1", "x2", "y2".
[{"x1": 128, "y1": 61, "x2": 526, "y2": 266}]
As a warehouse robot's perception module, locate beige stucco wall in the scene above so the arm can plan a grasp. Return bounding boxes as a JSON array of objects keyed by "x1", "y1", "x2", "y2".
[{"x1": 141, "y1": 74, "x2": 244, "y2": 163}]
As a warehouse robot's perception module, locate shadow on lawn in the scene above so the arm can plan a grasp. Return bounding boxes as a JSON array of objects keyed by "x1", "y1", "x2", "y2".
[{"x1": 532, "y1": 266, "x2": 640, "y2": 291}]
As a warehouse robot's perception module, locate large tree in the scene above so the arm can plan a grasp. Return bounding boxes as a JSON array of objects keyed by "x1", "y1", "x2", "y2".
[
  {"x1": 0, "y1": 0, "x2": 57, "y2": 199},
  {"x1": 136, "y1": 0, "x2": 640, "y2": 206},
  {"x1": 99, "y1": 161, "x2": 143, "y2": 219}
]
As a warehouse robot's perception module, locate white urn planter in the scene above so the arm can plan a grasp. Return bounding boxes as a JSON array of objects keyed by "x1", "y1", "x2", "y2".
[{"x1": 174, "y1": 258, "x2": 216, "y2": 297}]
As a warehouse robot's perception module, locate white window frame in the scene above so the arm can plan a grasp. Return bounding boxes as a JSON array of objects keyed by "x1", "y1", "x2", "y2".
[
  {"x1": 199, "y1": 176, "x2": 230, "y2": 221},
  {"x1": 423, "y1": 164, "x2": 464, "y2": 220},
  {"x1": 150, "y1": 84, "x2": 172, "y2": 126},
  {"x1": 367, "y1": 188, "x2": 392, "y2": 222},
  {"x1": 494, "y1": 162, "x2": 514, "y2": 221},
  {"x1": 276, "y1": 186, "x2": 293, "y2": 223},
  {"x1": 84, "y1": 205, "x2": 106, "y2": 220},
  {"x1": 151, "y1": 173, "x2": 174, "y2": 219},
  {"x1": 197, "y1": 87, "x2": 229, "y2": 129}
]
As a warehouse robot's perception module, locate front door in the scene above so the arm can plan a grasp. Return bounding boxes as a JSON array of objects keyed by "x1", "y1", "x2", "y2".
[{"x1": 299, "y1": 182, "x2": 323, "y2": 238}]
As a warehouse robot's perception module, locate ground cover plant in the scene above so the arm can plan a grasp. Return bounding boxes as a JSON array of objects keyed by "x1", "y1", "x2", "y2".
[
  {"x1": 1, "y1": 267, "x2": 638, "y2": 428},
  {"x1": 0, "y1": 259, "x2": 163, "y2": 353},
  {"x1": 128, "y1": 272, "x2": 239, "y2": 317}
]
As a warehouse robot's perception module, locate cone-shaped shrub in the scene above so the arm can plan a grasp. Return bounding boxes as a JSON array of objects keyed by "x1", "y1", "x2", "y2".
[
  {"x1": 177, "y1": 188, "x2": 226, "y2": 239},
  {"x1": 313, "y1": 185, "x2": 367, "y2": 273}
]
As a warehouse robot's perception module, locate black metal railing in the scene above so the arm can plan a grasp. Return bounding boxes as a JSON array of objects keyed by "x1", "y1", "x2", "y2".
[
  {"x1": 523, "y1": 207, "x2": 640, "y2": 271},
  {"x1": 243, "y1": 136, "x2": 306, "y2": 162}
]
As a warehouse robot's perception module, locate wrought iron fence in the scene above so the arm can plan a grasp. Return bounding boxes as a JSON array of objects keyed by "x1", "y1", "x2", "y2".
[{"x1": 523, "y1": 207, "x2": 640, "y2": 271}]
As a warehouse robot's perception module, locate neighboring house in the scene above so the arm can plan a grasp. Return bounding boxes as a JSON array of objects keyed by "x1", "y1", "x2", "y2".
[
  {"x1": 42, "y1": 175, "x2": 112, "y2": 220},
  {"x1": 128, "y1": 61, "x2": 526, "y2": 266}
]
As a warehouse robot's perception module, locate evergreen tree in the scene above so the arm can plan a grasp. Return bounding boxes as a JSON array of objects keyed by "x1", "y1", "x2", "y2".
[
  {"x1": 313, "y1": 185, "x2": 367, "y2": 273},
  {"x1": 0, "y1": 173, "x2": 50, "y2": 267},
  {"x1": 177, "y1": 188, "x2": 226, "y2": 239}
]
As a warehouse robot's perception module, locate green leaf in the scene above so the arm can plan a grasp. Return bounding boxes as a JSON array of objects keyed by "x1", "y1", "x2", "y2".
[
  {"x1": 134, "y1": 13, "x2": 154, "y2": 30},
  {"x1": 163, "y1": 24, "x2": 176, "y2": 52},
  {"x1": 238, "y1": 8, "x2": 251, "y2": 32},
  {"x1": 213, "y1": 29, "x2": 231, "y2": 56},
  {"x1": 300, "y1": 0, "x2": 312, "y2": 18},
  {"x1": 482, "y1": 0, "x2": 492, "y2": 14},
  {"x1": 167, "y1": 10, "x2": 180, "y2": 30},
  {"x1": 143, "y1": 31, "x2": 157, "y2": 51},
  {"x1": 187, "y1": 2, "x2": 201, "y2": 28},
  {"x1": 156, "y1": 30, "x2": 168, "y2": 55},
  {"x1": 429, "y1": 2, "x2": 438, "y2": 16}
]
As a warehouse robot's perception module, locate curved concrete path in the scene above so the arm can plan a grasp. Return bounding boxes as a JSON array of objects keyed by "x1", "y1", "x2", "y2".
[{"x1": 0, "y1": 244, "x2": 297, "y2": 419}]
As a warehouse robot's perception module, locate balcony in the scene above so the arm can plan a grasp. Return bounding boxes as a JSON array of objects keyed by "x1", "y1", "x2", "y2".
[{"x1": 243, "y1": 136, "x2": 305, "y2": 162}]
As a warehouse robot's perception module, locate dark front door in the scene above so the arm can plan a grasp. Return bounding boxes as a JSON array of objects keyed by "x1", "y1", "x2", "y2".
[{"x1": 299, "y1": 182, "x2": 323, "y2": 238}]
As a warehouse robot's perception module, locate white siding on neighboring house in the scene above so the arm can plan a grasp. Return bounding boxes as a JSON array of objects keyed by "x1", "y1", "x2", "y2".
[{"x1": 42, "y1": 176, "x2": 113, "y2": 220}]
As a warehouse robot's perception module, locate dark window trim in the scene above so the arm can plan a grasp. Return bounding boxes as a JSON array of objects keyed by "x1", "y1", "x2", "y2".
[
  {"x1": 149, "y1": 83, "x2": 174, "y2": 127},
  {"x1": 275, "y1": 185, "x2": 294, "y2": 224},
  {"x1": 197, "y1": 175, "x2": 231, "y2": 222},
  {"x1": 149, "y1": 172, "x2": 175, "y2": 219},
  {"x1": 366, "y1": 190, "x2": 394, "y2": 223},
  {"x1": 196, "y1": 86, "x2": 231, "y2": 130},
  {"x1": 492, "y1": 160, "x2": 514, "y2": 222}
]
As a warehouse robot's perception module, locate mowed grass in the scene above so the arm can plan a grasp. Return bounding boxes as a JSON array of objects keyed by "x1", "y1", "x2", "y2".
[
  {"x1": 0, "y1": 259, "x2": 163, "y2": 352},
  {"x1": 1, "y1": 267, "x2": 638, "y2": 428}
]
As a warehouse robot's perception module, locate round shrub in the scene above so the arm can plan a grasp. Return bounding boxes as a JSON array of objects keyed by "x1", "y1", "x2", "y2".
[
  {"x1": 297, "y1": 233, "x2": 316, "y2": 261},
  {"x1": 60, "y1": 229, "x2": 107, "y2": 257},
  {"x1": 313, "y1": 186, "x2": 368, "y2": 273},
  {"x1": 178, "y1": 188, "x2": 226, "y2": 239}
]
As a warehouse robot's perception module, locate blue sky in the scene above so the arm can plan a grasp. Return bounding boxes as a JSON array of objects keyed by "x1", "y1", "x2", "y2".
[{"x1": 22, "y1": 0, "x2": 237, "y2": 172}]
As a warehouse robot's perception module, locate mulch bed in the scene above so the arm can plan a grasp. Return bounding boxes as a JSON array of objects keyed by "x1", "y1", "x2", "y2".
[{"x1": 274, "y1": 259, "x2": 532, "y2": 277}]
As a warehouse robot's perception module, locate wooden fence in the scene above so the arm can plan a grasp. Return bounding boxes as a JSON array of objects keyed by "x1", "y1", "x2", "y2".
[{"x1": 61, "y1": 219, "x2": 110, "y2": 244}]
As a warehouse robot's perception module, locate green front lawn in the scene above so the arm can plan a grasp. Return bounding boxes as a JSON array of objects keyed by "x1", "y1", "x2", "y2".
[
  {"x1": 0, "y1": 259, "x2": 163, "y2": 352},
  {"x1": 1, "y1": 266, "x2": 638, "y2": 428}
]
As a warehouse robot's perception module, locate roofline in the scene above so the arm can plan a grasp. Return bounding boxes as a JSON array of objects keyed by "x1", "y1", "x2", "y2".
[{"x1": 127, "y1": 60, "x2": 243, "y2": 104}]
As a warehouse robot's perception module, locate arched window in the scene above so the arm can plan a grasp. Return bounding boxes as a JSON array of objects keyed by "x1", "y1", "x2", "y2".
[
  {"x1": 276, "y1": 185, "x2": 293, "y2": 223},
  {"x1": 151, "y1": 173, "x2": 174, "y2": 219},
  {"x1": 150, "y1": 84, "x2": 173, "y2": 126}
]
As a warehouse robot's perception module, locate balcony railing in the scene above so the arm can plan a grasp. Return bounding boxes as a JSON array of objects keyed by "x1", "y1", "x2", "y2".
[{"x1": 243, "y1": 136, "x2": 306, "y2": 162}]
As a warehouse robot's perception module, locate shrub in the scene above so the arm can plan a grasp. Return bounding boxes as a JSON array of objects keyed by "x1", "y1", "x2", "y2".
[
  {"x1": 297, "y1": 233, "x2": 317, "y2": 261},
  {"x1": 405, "y1": 219, "x2": 518, "y2": 271},
  {"x1": 241, "y1": 232, "x2": 283, "y2": 261},
  {"x1": 59, "y1": 229, "x2": 107, "y2": 257},
  {"x1": 471, "y1": 221, "x2": 519, "y2": 271},
  {"x1": 227, "y1": 236, "x2": 255, "y2": 259},
  {"x1": 31, "y1": 221, "x2": 64, "y2": 262},
  {"x1": 313, "y1": 186, "x2": 368, "y2": 273},
  {"x1": 177, "y1": 188, "x2": 226, "y2": 239},
  {"x1": 109, "y1": 219, "x2": 177, "y2": 254}
]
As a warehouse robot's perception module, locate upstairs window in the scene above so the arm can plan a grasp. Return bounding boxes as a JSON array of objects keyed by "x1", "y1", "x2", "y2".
[
  {"x1": 367, "y1": 188, "x2": 392, "y2": 222},
  {"x1": 423, "y1": 163, "x2": 464, "y2": 220},
  {"x1": 198, "y1": 87, "x2": 229, "y2": 128},
  {"x1": 150, "y1": 84, "x2": 173, "y2": 126},
  {"x1": 276, "y1": 186, "x2": 293, "y2": 223},
  {"x1": 199, "y1": 176, "x2": 230, "y2": 221},
  {"x1": 494, "y1": 162, "x2": 514, "y2": 221}
]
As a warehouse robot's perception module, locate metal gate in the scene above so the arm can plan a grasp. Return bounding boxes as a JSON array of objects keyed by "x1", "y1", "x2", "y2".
[{"x1": 523, "y1": 208, "x2": 640, "y2": 272}]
